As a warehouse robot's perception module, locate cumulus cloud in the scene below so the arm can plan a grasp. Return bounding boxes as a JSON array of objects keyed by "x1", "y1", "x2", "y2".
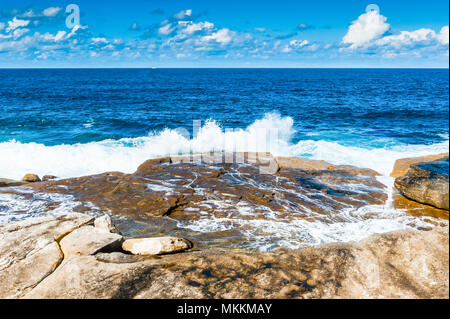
[
  {"x1": 91, "y1": 37, "x2": 108, "y2": 44},
  {"x1": 437, "y1": 26, "x2": 449, "y2": 45},
  {"x1": 174, "y1": 9, "x2": 192, "y2": 20},
  {"x1": 375, "y1": 28, "x2": 442, "y2": 48},
  {"x1": 43, "y1": 7, "x2": 62, "y2": 17},
  {"x1": 0, "y1": 22, "x2": 4, "y2": 31},
  {"x1": 6, "y1": 17, "x2": 30, "y2": 32},
  {"x1": 182, "y1": 21, "x2": 214, "y2": 34},
  {"x1": 281, "y1": 39, "x2": 311, "y2": 52},
  {"x1": 12, "y1": 28, "x2": 29, "y2": 39},
  {"x1": 158, "y1": 23, "x2": 175, "y2": 35},
  {"x1": 202, "y1": 28, "x2": 235, "y2": 44},
  {"x1": 342, "y1": 11, "x2": 390, "y2": 48}
]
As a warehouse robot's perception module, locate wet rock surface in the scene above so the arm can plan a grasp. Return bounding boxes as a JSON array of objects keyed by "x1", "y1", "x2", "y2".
[
  {"x1": 1, "y1": 154, "x2": 449, "y2": 299},
  {"x1": 0, "y1": 178, "x2": 24, "y2": 187},
  {"x1": 390, "y1": 153, "x2": 449, "y2": 178},
  {"x1": 395, "y1": 156, "x2": 449, "y2": 210},
  {"x1": 6, "y1": 153, "x2": 391, "y2": 249}
]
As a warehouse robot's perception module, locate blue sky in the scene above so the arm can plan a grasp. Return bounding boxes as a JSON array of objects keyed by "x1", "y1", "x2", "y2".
[{"x1": 0, "y1": 0, "x2": 448, "y2": 67}]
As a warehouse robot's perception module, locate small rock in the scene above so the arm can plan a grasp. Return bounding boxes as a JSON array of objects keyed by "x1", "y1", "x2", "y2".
[
  {"x1": 94, "y1": 214, "x2": 120, "y2": 234},
  {"x1": 21, "y1": 174, "x2": 41, "y2": 183},
  {"x1": 0, "y1": 178, "x2": 24, "y2": 187},
  {"x1": 42, "y1": 175, "x2": 57, "y2": 181},
  {"x1": 122, "y1": 237, "x2": 193, "y2": 255},
  {"x1": 60, "y1": 226, "x2": 123, "y2": 257}
]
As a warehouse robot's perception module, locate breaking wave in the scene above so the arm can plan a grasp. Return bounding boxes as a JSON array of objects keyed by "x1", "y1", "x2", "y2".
[{"x1": 0, "y1": 112, "x2": 448, "y2": 180}]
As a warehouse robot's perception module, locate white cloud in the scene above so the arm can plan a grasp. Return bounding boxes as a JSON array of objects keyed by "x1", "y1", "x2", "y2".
[
  {"x1": 182, "y1": 21, "x2": 214, "y2": 34},
  {"x1": 20, "y1": 9, "x2": 36, "y2": 18},
  {"x1": 67, "y1": 25, "x2": 88, "y2": 38},
  {"x1": 281, "y1": 39, "x2": 310, "y2": 53},
  {"x1": 43, "y1": 7, "x2": 62, "y2": 17},
  {"x1": 40, "y1": 30, "x2": 67, "y2": 42},
  {"x1": 12, "y1": 28, "x2": 29, "y2": 39},
  {"x1": 376, "y1": 28, "x2": 437, "y2": 48},
  {"x1": 0, "y1": 22, "x2": 5, "y2": 31},
  {"x1": 91, "y1": 37, "x2": 108, "y2": 44},
  {"x1": 54, "y1": 31, "x2": 67, "y2": 42},
  {"x1": 437, "y1": 26, "x2": 449, "y2": 45},
  {"x1": 6, "y1": 17, "x2": 30, "y2": 33},
  {"x1": 158, "y1": 23, "x2": 175, "y2": 35},
  {"x1": 202, "y1": 28, "x2": 235, "y2": 44},
  {"x1": 342, "y1": 11, "x2": 389, "y2": 48},
  {"x1": 290, "y1": 39, "x2": 309, "y2": 48},
  {"x1": 174, "y1": 9, "x2": 192, "y2": 20},
  {"x1": 372, "y1": 25, "x2": 449, "y2": 51}
]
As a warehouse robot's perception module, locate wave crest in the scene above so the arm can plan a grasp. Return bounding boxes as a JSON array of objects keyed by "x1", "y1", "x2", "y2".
[{"x1": 0, "y1": 112, "x2": 448, "y2": 179}]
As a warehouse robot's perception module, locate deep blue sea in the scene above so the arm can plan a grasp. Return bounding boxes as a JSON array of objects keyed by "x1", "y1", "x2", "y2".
[{"x1": 0, "y1": 68, "x2": 448, "y2": 179}]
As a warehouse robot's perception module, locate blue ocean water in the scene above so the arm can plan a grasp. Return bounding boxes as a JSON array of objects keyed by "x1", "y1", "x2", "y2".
[{"x1": 0, "y1": 68, "x2": 448, "y2": 179}]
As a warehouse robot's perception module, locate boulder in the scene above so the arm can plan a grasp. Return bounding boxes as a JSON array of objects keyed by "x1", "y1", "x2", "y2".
[
  {"x1": 60, "y1": 226, "x2": 123, "y2": 257},
  {"x1": 42, "y1": 175, "x2": 57, "y2": 181},
  {"x1": 391, "y1": 153, "x2": 449, "y2": 178},
  {"x1": 122, "y1": 237, "x2": 193, "y2": 255},
  {"x1": 21, "y1": 174, "x2": 41, "y2": 183},
  {"x1": 23, "y1": 227, "x2": 449, "y2": 299},
  {"x1": 94, "y1": 214, "x2": 120, "y2": 234},
  {"x1": 0, "y1": 178, "x2": 24, "y2": 187},
  {"x1": 395, "y1": 156, "x2": 449, "y2": 210},
  {"x1": 0, "y1": 213, "x2": 94, "y2": 298}
]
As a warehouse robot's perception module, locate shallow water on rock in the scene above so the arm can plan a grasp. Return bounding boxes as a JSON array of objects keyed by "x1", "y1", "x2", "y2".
[{"x1": 0, "y1": 156, "x2": 448, "y2": 251}]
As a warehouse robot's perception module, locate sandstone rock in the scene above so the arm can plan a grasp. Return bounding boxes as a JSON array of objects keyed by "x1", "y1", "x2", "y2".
[
  {"x1": 0, "y1": 178, "x2": 24, "y2": 187},
  {"x1": 391, "y1": 153, "x2": 449, "y2": 178},
  {"x1": 392, "y1": 190, "x2": 449, "y2": 221},
  {"x1": 276, "y1": 156, "x2": 380, "y2": 176},
  {"x1": 0, "y1": 213, "x2": 94, "y2": 298},
  {"x1": 122, "y1": 237, "x2": 193, "y2": 255},
  {"x1": 94, "y1": 214, "x2": 120, "y2": 234},
  {"x1": 169, "y1": 152, "x2": 279, "y2": 174},
  {"x1": 60, "y1": 226, "x2": 123, "y2": 257},
  {"x1": 42, "y1": 175, "x2": 57, "y2": 181},
  {"x1": 21, "y1": 174, "x2": 41, "y2": 183},
  {"x1": 276, "y1": 157, "x2": 331, "y2": 170},
  {"x1": 24, "y1": 227, "x2": 449, "y2": 299},
  {"x1": 395, "y1": 156, "x2": 449, "y2": 210},
  {"x1": 26, "y1": 154, "x2": 388, "y2": 249}
]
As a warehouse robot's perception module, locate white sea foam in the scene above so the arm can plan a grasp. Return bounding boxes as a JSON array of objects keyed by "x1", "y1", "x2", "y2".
[
  {"x1": 0, "y1": 112, "x2": 448, "y2": 250},
  {"x1": 0, "y1": 112, "x2": 448, "y2": 179}
]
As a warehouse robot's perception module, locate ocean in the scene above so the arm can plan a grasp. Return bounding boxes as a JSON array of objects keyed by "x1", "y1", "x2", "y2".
[
  {"x1": 0, "y1": 68, "x2": 448, "y2": 249},
  {"x1": 0, "y1": 68, "x2": 448, "y2": 179}
]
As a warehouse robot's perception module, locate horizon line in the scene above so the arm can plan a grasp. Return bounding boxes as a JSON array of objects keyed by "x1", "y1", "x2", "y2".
[{"x1": 0, "y1": 66, "x2": 449, "y2": 70}]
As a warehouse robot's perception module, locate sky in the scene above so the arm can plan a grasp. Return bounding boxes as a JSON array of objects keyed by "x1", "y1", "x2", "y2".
[{"x1": 0, "y1": 0, "x2": 448, "y2": 67}]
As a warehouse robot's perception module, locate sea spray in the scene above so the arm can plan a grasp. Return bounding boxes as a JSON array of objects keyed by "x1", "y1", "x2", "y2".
[{"x1": 0, "y1": 112, "x2": 448, "y2": 180}]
